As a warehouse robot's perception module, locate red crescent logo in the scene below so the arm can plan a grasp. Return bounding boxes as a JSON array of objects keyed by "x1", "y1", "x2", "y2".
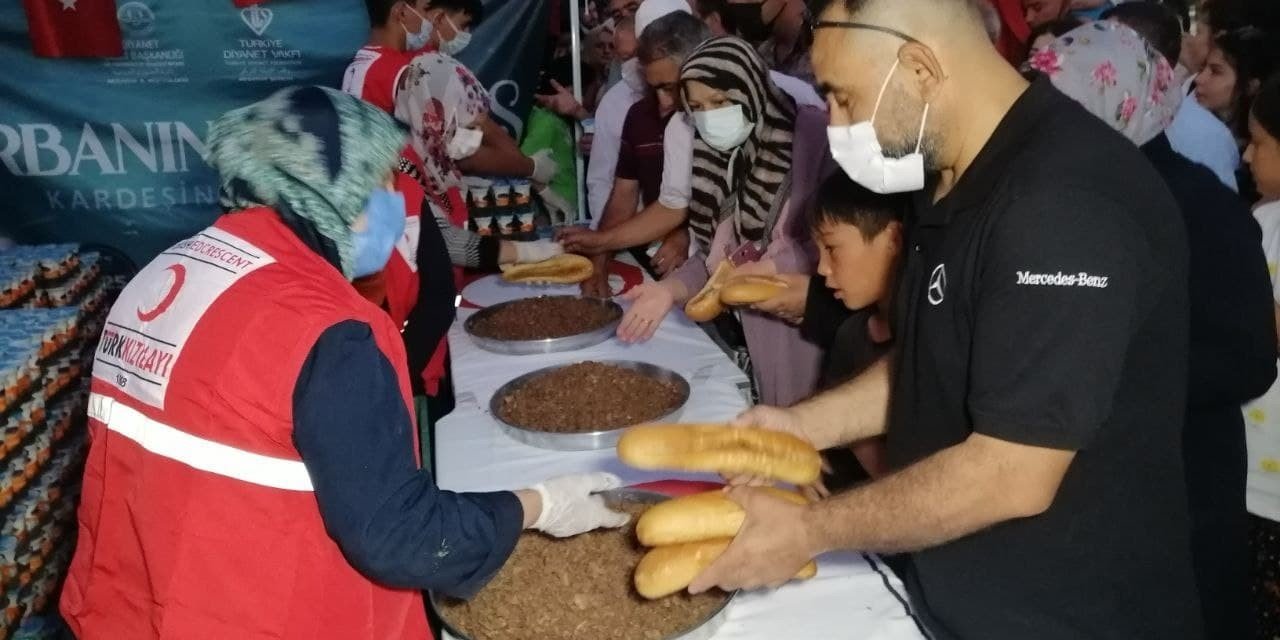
[{"x1": 136, "y1": 264, "x2": 186, "y2": 322}]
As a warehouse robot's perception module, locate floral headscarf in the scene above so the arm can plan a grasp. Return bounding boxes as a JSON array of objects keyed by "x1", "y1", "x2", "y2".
[
  {"x1": 394, "y1": 52, "x2": 492, "y2": 196},
  {"x1": 1028, "y1": 21, "x2": 1182, "y2": 147},
  {"x1": 205, "y1": 85, "x2": 405, "y2": 278}
]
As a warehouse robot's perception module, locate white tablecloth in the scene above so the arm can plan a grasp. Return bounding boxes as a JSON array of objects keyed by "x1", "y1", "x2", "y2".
[{"x1": 436, "y1": 275, "x2": 925, "y2": 640}]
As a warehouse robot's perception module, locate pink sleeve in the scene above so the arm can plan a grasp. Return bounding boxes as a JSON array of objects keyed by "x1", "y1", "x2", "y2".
[{"x1": 766, "y1": 196, "x2": 816, "y2": 274}]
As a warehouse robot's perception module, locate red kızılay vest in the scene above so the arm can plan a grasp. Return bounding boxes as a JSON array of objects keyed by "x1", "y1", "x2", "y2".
[{"x1": 60, "y1": 207, "x2": 431, "y2": 640}]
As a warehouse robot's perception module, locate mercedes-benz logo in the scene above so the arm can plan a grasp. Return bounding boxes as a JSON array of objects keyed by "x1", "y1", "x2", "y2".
[{"x1": 927, "y1": 264, "x2": 947, "y2": 306}]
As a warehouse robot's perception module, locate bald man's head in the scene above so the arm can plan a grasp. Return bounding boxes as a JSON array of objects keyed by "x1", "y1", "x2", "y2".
[{"x1": 812, "y1": 0, "x2": 1015, "y2": 173}]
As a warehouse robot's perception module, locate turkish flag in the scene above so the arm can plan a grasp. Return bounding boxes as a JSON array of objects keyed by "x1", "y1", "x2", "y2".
[
  {"x1": 23, "y1": 0, "x2": 123, "y2": 58},
  {"x1": 233, "y1": 0, "x2": 268, "y2": 6}
]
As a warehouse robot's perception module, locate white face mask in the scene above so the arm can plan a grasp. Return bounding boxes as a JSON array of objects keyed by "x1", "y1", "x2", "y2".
[
  {"x1": 827, "y1": 59, "x2": 930, "y2": 194},
  {"x1": 402, "y1": 6, "x2": 433, "y2": 51},
  {"x1": 692, "y1": 104, "x2": 753, "y2": 152},
  {"x1": 448, "y1": 122, "x2": 483, "y2": 159},
  {"x1": 440, "y1": 15, "x2": 472, "y2": 55}
]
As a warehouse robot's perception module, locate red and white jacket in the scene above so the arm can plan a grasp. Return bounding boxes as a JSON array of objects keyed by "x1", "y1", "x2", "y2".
[
  {"x1": 342, "y1": 45, "x2": 418, "y2": 114},
  {"x1": 61, "y1": 208, "x2": 431, "y2": 640}
]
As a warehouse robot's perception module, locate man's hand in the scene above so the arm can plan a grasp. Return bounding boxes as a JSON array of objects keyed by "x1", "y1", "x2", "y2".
[
  {"x1": 617, "y1": 282, "x2": 676, "y2": 343},
  {"x1": 751, "y1": 273, "x2": 810, "y2": 324},
  {"x1": 688, "y1": 487, "x2": 818, "y2": 594},
  {"x1": 580, "y1": 254, "x2": 612, "y2": 298},
  {"x1": 558, "y1": 225, "x2": 613, "y2": 255},
  {"x1": 535, "y1": 80, "x2": 590, "y2": 121},
  {"x1": 651, "y1": 229, "x2": 690, "y2": 277},
  {"x1": 730, "y1": 405, "x2": 831, "y2": 498}
]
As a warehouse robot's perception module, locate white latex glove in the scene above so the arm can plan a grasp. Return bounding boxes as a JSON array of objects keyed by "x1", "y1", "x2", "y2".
[
  {"x1": 529, "y1": 149, "x2": 559, "y2": 184},
  {"x1": 513, "y1": 240, "x2": 564, "y2": 264},
  {"x1": 538, "y1": 186, "x2": 574, "y2": 221},
  {"x1": 529, "y1": 472, "x2": 630, "y2": 538}
]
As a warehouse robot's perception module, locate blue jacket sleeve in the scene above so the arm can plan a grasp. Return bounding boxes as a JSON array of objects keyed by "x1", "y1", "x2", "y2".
[{"x1": 292, "y1": 320, "x2": 523, "y2": 599}]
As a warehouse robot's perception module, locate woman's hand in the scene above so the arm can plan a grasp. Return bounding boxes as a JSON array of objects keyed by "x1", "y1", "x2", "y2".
[
  {"x1": 729, "y1": 258, "x2": 777, "y2": 277},
  {"x1": 750, "y1": 273, "x2": 811, "y2": 325},
  {"x1": 617, "y1": 281, "x2": 678, "y2": 343}
]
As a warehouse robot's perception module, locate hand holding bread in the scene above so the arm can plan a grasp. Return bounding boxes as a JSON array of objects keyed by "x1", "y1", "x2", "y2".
[{"x1": 631, "y1": 488, "x2": 818, "y2": 598}]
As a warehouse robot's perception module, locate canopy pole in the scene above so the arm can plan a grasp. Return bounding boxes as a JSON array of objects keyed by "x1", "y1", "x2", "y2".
[{"x1": 569, "y1": 0, "x2": 586, "y2": 225}]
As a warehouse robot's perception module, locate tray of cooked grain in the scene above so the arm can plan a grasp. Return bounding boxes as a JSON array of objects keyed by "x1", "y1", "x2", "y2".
[
  {"x1": 490, "y1": 360, "x2": 690, "y2": 451},
  {"x1": 431, "y1": 489, "x2": 734, "y2": 640},
  {"x1": 464, "y1": 296, "x2": 623, "y2": 355}
]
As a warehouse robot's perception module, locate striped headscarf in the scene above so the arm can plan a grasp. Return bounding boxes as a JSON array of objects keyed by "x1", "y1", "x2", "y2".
[
  {"x1": 206, "y1": 86, "x2": 405, "y2": 278},
  {"x1": 680, "y1": 37, "x2": 796, "y2": 249}
]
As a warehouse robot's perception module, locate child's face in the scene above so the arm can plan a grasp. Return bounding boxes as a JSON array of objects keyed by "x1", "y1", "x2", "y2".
[
  {"x1": 815, "y1": 218, "x2": 901, "y2": 311},
  {"x1": 1245, "y1": 113, "x2": 1280, "y2": 200}
]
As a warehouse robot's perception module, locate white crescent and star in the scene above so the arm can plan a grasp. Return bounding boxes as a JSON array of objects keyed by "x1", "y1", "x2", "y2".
[{"x1": 58, "y1": 0, "x2": 78, "y2": 10}]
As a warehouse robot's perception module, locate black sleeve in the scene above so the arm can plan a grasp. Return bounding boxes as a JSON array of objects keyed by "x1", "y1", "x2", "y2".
[
  {"x1": 967, "y1": 188, "x2": 1147, "y2": 450},
  {"x1": 292, "y1": 321, "x2": 522, "y2": 598},
  {"x1": 1183, "y1": 187, "x2": 1278, "y2": 406},
  {"x1": 476, "y1": 235, "x2": 500, "y2": 272},
  {"x1": 404, "y1": 209, "x2": 458, "y2": 396},
  {"x1": 799, "y1": 275, "x2": 854, "y2": 348}
]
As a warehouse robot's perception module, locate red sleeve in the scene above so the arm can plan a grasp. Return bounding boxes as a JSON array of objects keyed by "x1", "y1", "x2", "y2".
[{"x1": 364, "y1": 51, "x2": 412, "y2": 114}]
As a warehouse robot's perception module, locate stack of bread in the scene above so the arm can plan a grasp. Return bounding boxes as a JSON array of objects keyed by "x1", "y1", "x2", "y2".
[{"x1": 617, "y1": 423, "x2": 823, "y2": 598}]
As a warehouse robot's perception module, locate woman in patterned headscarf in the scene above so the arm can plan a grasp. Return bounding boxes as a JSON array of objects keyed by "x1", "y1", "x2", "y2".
[
  {"x1": 1033, "y1": 22, "x2": 1279, "y2": 640},
  {"x1": 618, "y1": 37, "x2": 826, "y2": 407}
]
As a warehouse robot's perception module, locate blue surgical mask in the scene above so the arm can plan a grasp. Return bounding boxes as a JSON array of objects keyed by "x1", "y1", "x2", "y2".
[
  {"x1": 402, "y1": 8, "x2": 433, "y2": 52},
  {"x1": 440, "y1": 15, "x2": 472, "y2": 55},
  {"x1": 351, "y1": 188, "x2": 407, "y2": 278}
]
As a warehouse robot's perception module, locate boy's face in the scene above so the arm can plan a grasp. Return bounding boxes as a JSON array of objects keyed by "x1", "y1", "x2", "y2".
[{"x1": 815, "y1": 219, "x2": 901, "y2": 311}]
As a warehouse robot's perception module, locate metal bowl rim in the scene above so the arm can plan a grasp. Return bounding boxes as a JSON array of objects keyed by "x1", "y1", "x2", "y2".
[
  {"x1": 488, "y1": 359, "x2": 691, "y2": 445},
  {"x1": 463, "y1": 296, "x2": 623, "y2": 353}
]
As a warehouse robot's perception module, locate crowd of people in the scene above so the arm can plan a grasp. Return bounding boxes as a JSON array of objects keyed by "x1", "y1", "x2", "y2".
[{"x1": 57, "y1": 0, "x2": 1280, "y2": 638}]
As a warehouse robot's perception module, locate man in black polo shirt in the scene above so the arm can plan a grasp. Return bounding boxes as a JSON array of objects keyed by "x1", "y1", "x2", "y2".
[{"x1": 685, "y1": 0, "x2": 1203, "y2": 638}]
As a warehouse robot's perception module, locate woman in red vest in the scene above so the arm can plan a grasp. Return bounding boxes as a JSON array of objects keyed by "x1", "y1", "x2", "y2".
[{"x1": 61, "y1": 86, "x2": 628, "y2": 640}]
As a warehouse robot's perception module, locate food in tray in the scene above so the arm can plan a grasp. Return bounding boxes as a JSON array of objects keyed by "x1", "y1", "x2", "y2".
[
  {"x1": 632, "y1": 488, "x2": 817, "y2": 599},
  {"x1": 496, "y1": 362, "x2": 683, "y2": 433},
  {"x1": 683, "y1": 261, "x2": 734, "y2": 322},
  {"x1": 468, "y1": 296, "x2": 620, "y2": 341},
  {"x1": 718, "y1": 275, "x2": 790, "y2": 306},
  {"x1": 500, "y1": 253, "x2": 594, "y2": 285},
  {"x1": 617, "y1": 423, "x2": 823, "y2": 485},
  {"x1": 436, "y1": 502, "x2": 729, "y2": 640}
]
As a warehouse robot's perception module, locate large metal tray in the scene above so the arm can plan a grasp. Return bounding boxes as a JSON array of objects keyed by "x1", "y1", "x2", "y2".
[
  {"x1": 489, "y1": 360, "x2": 690, "y2": 451},
  {"x1": 463, "y1": 296, "x2": 623, "y2": 356},
  {"x1": 431, "y1": 488, "x2": 735, "y2": 640}
]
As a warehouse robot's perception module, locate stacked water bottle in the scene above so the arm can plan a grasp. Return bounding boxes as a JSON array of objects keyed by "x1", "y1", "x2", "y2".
[
  {"x1": 465, "y1": 177, "x2": 562, "y2": 240},
  {"x1": 0, "y1": 244, "x2": 124, "y2": 639}
]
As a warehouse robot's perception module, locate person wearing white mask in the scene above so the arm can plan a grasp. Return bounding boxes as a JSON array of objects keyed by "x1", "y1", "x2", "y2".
[
  {"x1": 343, "y1": 0, "x2": 483, "y2": 116},
  {"x1": 687, "y1": 2, "x2": 1202, "y2": 640},
  {"x1": 612, "y1": 36, "x2": 825, "y2": 407}
]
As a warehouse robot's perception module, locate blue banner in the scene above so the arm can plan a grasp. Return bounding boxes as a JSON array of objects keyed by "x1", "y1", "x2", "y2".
[{"x1": 0, "y1": 0, "x2": 548, "y2": 265}]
